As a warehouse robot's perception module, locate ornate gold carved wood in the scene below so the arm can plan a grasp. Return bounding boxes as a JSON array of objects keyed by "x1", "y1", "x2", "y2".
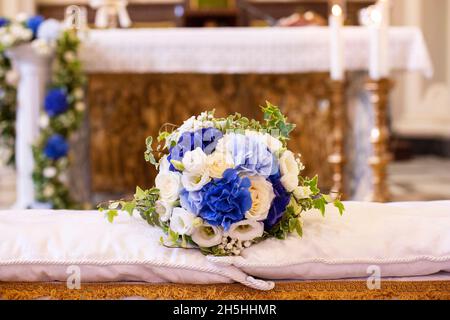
[
  {"x1": 328, "y1": 80, "x2": 347, "y2": 199},
  {"x1": 88, "y1": 73, "x2": 334, "y2": 196},
  {"x1": 365, "y1": 78, "x2": 392, "y2": 202}
]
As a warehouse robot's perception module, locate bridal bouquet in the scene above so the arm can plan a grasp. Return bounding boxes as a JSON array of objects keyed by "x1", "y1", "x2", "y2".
[{"x1": 101, "y1": 103, "x2": 344, "y2": 256}]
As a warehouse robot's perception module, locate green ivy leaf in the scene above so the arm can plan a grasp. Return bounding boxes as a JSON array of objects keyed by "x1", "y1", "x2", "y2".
[
  {"x1": 106, "y1": 210, "x2": 118, "y2": 223},
  {"x1": 334, "y1": 200, "x2": 345, "y2": 216}
]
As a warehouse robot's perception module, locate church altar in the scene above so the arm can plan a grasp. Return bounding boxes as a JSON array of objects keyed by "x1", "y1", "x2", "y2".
[{"x1": 9, "y1": 26, "x2": 432, "y2": 208}]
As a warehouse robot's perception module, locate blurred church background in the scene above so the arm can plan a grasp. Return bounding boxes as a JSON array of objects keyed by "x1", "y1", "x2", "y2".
[{"x1": 0, "y1": 0, "x2": 449, "y2": 209}]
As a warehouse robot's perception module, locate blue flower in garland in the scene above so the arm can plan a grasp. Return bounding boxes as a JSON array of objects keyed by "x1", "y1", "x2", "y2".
[
  {"x1": 199, "y1": 169, "x2": 252, "y2": 230},
  {"x1": 43, "y1": 134, "x2": 69, "y2": 161},
  {"x1": 26, "y1": 15, "x2": 44, "y2": 38},
  {"x1": 44, "y1": 88, "x2": 69, "y2": 117},
  {"x1": 168, "y1": 127, "x2": 223, "y2": 171},
  {"x1": 264, "y1": 171, "x2": 291, "y2": 231},
  {"x1": 0, "y1": 17, "x2": 10, "y2": 28}
]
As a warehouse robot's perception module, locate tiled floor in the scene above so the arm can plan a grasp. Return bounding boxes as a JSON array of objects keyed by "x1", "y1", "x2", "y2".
[{"x1": 1, "y1": 156, "x2": 450, "y2": 209}]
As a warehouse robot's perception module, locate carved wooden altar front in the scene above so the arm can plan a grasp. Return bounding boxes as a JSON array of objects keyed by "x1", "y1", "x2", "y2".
[{"x1": 88, "y1": 73, "x2": 334, "y2": 196}]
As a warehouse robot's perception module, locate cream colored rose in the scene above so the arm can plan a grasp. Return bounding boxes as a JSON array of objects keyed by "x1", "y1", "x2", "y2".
[
  {"x1": 227, "y1": 220, "x2": 264, "y2": 241},
  {"x1": 206, "y1": 151, "x2": 234, "y2": 179},
  {"x1": 245, "y1": 176, "x2": 275, "y2": 221},
  {"x1": 192, "y1": 223, "x2": 223, "y2": 247},
  {"x1": 279, "y1": 150, "x2": 300, "y2": 192},
  {"x1": 155, "y1": 171, "x2": 182, "y2": 203}
]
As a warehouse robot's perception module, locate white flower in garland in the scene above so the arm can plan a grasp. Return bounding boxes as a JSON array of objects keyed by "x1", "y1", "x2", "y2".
[
  {"x1": 155, "y1": 171, "x2": 182, "y2": 203},
  {"x1": 43, "y1": 167, "x2": 57, "y2": 179},
  {"x1": 73, "y1": 88, "x2": 85, "y2": 100},
  {"x1": 169, "y1": 207, "x2": 198, "y2": 236},
  {"x1": 246, "y1": 176, "x2": 275, "y2": 221},
  {"x1": 75, "y1": 102, "x2": 85, "y2": 112},
  {"x1": 279, "y1": 150, "x2": 300, "y2": 192},
  {"x1": 227, "y1": 220, "x2": 264, "y2": 242},
  {"x1": 192, "y1": 223, "x2": 223, "y2": 247},
  {"x1": 39, "y1": 114, "x2": 50, "y2": 128}
]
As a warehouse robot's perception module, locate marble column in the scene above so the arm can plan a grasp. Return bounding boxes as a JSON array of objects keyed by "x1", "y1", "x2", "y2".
[{"x1": 7, "y1": 44, "x2": 52, "y2": 209}]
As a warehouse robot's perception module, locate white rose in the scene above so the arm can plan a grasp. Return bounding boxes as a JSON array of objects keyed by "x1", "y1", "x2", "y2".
[
  {"x1": 181, "y1": 170, "x2": 211, "y2": 192},
  {"x1": 206, "y1": 151, "x2": 234, "y2": 179},
  {"x1": 279, "y1": 150, "x2": 300, "y2": 192},
  {"x1": 245, "y1": 130, "x2": 283, "y2": 153},
  {"x1": 155, "y1": 200, "x2": 173, "y2": 222},
  {"x1": 182, "y1": 147, "x2": 207, "y2": 174},
  {"x1": 227, "y1": 220, "x2": 264, "y2": 242},
  {"x1": 192, "y1": 223, "x2": 223, "y2": 247},
  {"x1": 155, "y1": 171, "x2": 182, "y2": 203},
  {"x1": 246, "y1": 176, "x2": 275, "y2": 221},
  {"x1": 294, "y1": 186, "x2": 313, "y2": 200},
  {"x1": 169, "y1": 207, "x2": 197, "y2": 236}
]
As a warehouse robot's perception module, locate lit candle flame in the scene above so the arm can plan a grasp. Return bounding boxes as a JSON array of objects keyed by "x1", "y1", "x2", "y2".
[{"x1": 331, "y1": 4, "x2": 342, "y2": 17}]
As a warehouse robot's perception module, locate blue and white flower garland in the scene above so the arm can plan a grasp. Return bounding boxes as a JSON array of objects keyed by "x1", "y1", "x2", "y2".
[
  {"x1": 0, "y1": 14, "x2": 86, "y2": 208},
  {"x1": 103, "y1": 104, "x2": 344, "y2": 256}
]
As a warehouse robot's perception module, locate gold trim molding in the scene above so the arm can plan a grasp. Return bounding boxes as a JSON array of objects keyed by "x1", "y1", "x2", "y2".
[{"x1": 1, "y1": 281, "x2": 449, "y2": 300}]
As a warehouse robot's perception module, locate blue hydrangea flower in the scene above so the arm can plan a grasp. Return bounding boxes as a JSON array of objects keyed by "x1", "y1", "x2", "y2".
[
  {"x1": 44, "y1": 88, "x2": 69, "y2": 117},
  {"x1": 26, "y1": 15, "x2": 44, "y2": 38},
  {"x1": 180, "y1": 189, "x2": 203, "y2": 215},
  {"x1": 199, "y1": 169, "x2": 252, "y2": 230},
  {"x1": 44, "y1": 134, "x2": 69, "y2": 160},
  {"x1": 264, "y1": 171, "x2": 291, "y2": 231},
  {"x1": 0, "y1": 17, "x2": 10, "y2": 28},
  {"x1": 223, "y1": 133, "x2": 278, "y2": 177},
  {"x1": 168, "y1": 127, "x2": 223, "y2": 171}
]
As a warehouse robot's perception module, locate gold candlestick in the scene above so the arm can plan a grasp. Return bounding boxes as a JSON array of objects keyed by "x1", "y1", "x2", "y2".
[
  {"x1": 328, "y1": 80, "x2": 347, "y2": 199},
  {"x1": 365, "y1": 78, "x2": 392, "y2": 202}
]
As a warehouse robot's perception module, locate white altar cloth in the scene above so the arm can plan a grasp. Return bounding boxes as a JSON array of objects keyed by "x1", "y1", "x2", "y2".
[
  {"x1": 1, "y1": 201, "x2": 449, "y2": 289},
  {"x1": 80, "y1": 26, "x2": 433, "y2": 76}
]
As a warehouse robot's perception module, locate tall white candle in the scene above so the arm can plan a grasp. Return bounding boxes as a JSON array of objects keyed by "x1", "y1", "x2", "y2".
[
  {"x1": 329, "y1": 4, "x2": 344, "y2": 80},
  {"x1": 369, "y1": 0, "x2": 390, "y2": 80}
]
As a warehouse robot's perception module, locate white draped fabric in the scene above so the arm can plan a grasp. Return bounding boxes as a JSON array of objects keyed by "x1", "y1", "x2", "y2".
[{"x1": 80, "y1": 27, "x2": 433, "y2": 76}]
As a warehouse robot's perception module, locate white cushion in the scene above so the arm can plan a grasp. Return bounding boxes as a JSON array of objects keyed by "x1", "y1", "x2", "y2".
[
  {"x1": 208, "y1": 201, "x2": 450, "y2": 280},
  {"x1": 0, "y1": 210, "x2": 273, "y2": 290}
]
